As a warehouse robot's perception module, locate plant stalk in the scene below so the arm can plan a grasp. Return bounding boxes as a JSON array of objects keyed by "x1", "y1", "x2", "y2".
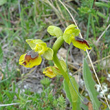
[{"x1": 52, "y1": 36, "x2": 69, "y2": 82}]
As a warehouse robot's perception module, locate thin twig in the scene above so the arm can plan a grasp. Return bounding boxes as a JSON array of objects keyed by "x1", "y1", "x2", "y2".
[
  {"x1": 0, "y1": 100, "x2": 31, "y2": 107},
  {"x1": 0, "y1": 103, "x2": 19, "y2": 107},
  {"x1": 96, "y1": 24, "x2": 110, "y2": 43},
  {"x1": 59, "y1": 0, "x2": 110, "y2": 109},
  {"x1": 65, "y1": 4, "x2": 78, "y2": 15}
]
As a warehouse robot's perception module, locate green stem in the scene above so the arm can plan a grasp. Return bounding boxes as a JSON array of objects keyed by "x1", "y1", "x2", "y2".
[
  {"x1": 52, "y1": 36, "x2": 81, "y2": 110},
  {"x1": 52, "y1": 36, "x2": 64, "y2": 53},
  {"x1": 52, "y1": 36, "x2": 69, "y2": 82}
]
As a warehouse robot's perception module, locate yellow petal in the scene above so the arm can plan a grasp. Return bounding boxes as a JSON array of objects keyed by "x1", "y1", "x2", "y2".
[
  {"x1": 26, "y1": 39, "x2": 48, "y2": 55},
  {"x1": 72, "y1": 37, "x2": 91, "y2": 51},
  {"x1": 64, "y1": 24, "x2": 80, "y2": 36},
  {"x1": 19, "y1": 51, "x2": 42, "y2": 68},
  {"x1": 19, "y1": 54, "x2": 26, "y2": 65},
  {"x1": 43, "y1": 67, "x2": 57, "y2": 78},
  {"x1": 45, "y1": 72, "x2": 56, "y2": 78}
]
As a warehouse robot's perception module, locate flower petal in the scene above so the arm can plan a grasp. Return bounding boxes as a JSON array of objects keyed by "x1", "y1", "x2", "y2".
[
  {"x1": 43, "y1": 66, "x2": 61, "y2": 78},
  {"x1": 19, "y1": 51, "x2": 42, "y2": 68},
  {"x1": 63, "y1": 33, "x2": 72, "y2": 44},
  {"x1": 43, "y1": 67, "x2": 57, "y2": 78},
  {"x1": 64, "y1": 24, "x2": 80, "y2": 36},
  {"x1": 72, "y1": 37, "x2": 91, "y2": 51},
  {"x1": 19, "y1": 53, "x2": 26, "y2": 65},
  {"x1": 63, "y1": 24, "x2": 80, "y2": 44},
  {"x1": 26, "y1": 39, "x2": 48, "y2": 55},
  {"x1": 29, "y1": 55, "x2": 42, "y2": 68}
]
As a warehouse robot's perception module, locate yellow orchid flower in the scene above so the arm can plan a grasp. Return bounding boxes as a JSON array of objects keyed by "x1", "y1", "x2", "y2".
[
  {"x1": 43, "y1": 66, "x2": 60, "y2": 78},
  {"x1": 63, "y1": 24, "x2": 91, "y2": 51},
  {"x1": 19, "y1": 50, "x2": 42, "y2": 68},
  {"x1": 19, "y1": 39, "x2": 54, "y2": 68},
  {"x1": 43, "y1": 60, "x2": 66, "y2": 78}
]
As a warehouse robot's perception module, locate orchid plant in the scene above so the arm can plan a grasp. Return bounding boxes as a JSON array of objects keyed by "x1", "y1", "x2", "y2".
[{"x1": 19, "y1": 24, "x2": 91, "y2": 109}]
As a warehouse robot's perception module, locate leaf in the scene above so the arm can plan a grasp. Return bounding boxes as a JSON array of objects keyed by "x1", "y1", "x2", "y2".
[
  {"x1": 80, "y1": 97, "x2": 88, "y2": 110},
  {"x1": 63, "y1": 79, "x2": 72, "y2": 104},
  {"x1": 97, "y1": 11, "x2": 107, "y2": 19},
  {"x1": 63, "y1": 77, "x2": 81, "y2": 110},
  {"x1": 0, "y1": 0, "x2": 7, "y2": 6},
  {"x1": 69, "y1": 76, "x2": 81, "y2": 110},
  {"x1": 0, "y1": 45, "x2": 3, "y2": 63},
  {"x1": 80, "y1": 103, "x2": 88, "y2": 110},
  {"x1": 83, "y1": 58, "x2": 101, "y2": 110}
]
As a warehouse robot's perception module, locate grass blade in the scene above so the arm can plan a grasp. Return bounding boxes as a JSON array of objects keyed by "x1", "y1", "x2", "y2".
[
  {"x1": 0, "y1": 45, "x2": 3, "y2": 63},
  {"x1": 0, "y1": 0, "x2": 7, "y2": 6},
  {"x1": 95, "y1": 2, "x2": 110, "y2": 8}
]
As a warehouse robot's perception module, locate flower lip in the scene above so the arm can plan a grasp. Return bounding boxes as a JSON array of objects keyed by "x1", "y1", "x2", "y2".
[
  {"x1": 47, "y1": 68, "x2": 53, "y2": 73},
  {"x1": 75, "y1": 36, "x2": 90, "y2": 47},
  {"x1": 43, "y1": 66, "x2": 61, "y2": 78},
  {"x1": 26, "y1": 50, "x2": 38, "y2": 58},
  {"x1": 23, "y1": 61, "x2": 26, "y2": 65},
  {"x1": 24, "y1": 51, "x2": 38, "y2": 63}
]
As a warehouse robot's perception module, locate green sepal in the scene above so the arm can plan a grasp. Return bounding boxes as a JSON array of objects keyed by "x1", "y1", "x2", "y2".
[
  {"x1": 47, "y1": 26, "x2": 63, "y2": 38},
  {"x1": 63, "y1": 24, "x2": 80, "y2": 44},
  {"x1": 63, "y1": 33, "x2": 72, "y2": 44},
  {"x1": 43, "y1": 48, "x2": 53, "y2": 60}
]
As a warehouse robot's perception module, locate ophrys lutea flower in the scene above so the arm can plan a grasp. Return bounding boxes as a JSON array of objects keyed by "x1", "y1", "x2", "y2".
[
  {"x1": 63, "y1": 24, "x2": 91, "y2": 51},
  {"x1": 43, "y1": 66, "x2": 63, "y2": 78},
  {"x1": 43, "y1": 60, "x2": 67, "y2": 78},
  {"x1": 19, "y1": 39, "x2": 53, "y2": 68},
  {"x1": 47, "y1": 24, "x2": 91, "y2": 51}
]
